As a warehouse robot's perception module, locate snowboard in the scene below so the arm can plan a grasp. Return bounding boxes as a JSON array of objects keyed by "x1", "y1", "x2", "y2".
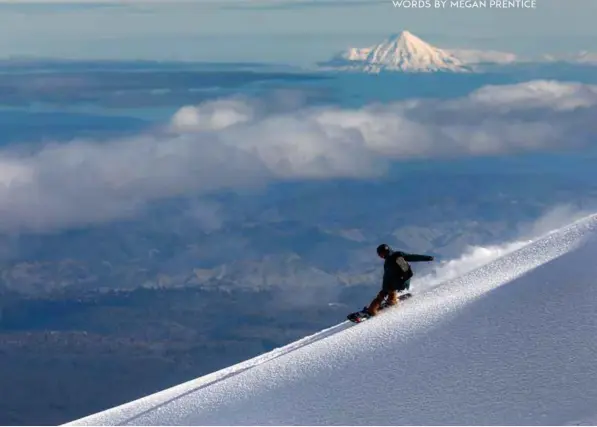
[{"x1": 346, "y1": 292, "x2": 412, "y2": 323}]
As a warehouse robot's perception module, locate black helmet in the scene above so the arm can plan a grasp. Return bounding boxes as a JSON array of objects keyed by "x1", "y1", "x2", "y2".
[{"x1": 376, "y1": 243, "x2": 391, "y2": 257}]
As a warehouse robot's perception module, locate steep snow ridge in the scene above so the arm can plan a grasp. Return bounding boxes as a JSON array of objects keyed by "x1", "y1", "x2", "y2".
[{"x1": 68, "y1": 212, "x2": 597, "y2": 425}]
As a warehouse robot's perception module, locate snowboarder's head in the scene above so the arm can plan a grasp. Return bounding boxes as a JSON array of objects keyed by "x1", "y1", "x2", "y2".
[{"x1": 376, "y1": 243, "x2": 391, "y2": 259}]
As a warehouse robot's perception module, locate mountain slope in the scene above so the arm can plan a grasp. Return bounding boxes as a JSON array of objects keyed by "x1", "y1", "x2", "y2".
[
  {"x1": 323, "y1": 31, "x2": 470, "y2": 73},
  {"x1": 322, "y1": 30, "x2": 597, "y2": 72},
  {"x1": 67, "y1": 213, "x2": 597, "y2": 425}
]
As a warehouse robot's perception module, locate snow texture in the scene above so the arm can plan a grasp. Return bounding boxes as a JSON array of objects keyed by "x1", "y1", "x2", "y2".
[
  {"x1": 324, "y1": 31, "x2": 470, "y2": 73},
  {"x1": 67, "y1": 213, "x2": 597, "y2": 426},
  {"x1": 326, "y1": 31, "x2": 597, "y2": 71}
]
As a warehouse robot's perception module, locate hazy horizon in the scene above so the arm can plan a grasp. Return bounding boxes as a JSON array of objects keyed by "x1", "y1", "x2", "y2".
[{"x1": 2, "y1": 0, "x2": 597, "y2": 64}]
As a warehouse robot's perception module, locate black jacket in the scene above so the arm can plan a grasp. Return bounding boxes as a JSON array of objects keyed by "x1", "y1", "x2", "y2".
[{"x1": 382, "y1": 250, "x2": 433, "y2": 290}]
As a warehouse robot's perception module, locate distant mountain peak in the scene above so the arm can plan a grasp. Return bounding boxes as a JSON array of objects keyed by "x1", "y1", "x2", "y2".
[
  {"x1": 385, "y1": 30, "x2": 423, "y2": 45},
  {"x1": 321, "y1": 30, "x2": 512, "y2": 73},
  {"x1": 364, "y1": 31, "x2": 467, "y2": 72}
]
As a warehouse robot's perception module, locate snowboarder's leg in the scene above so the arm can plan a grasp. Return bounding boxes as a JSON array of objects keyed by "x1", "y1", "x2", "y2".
[
  {"x1": 386, "y1": 290, "x2": 398, "y2": 306},
  {"x1": 367, "y1": 289, "x2": 388, "y2": 316}
]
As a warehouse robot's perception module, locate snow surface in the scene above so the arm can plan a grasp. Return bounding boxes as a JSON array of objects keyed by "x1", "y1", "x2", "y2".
[
  {"x1": 335, "y1": 47, "x2": 372, "y2": 62},
  {"x1": 67, "y1": 212, "x2": 597, "y2": 425},
  {"x1": 323, "y1": 31, "x2": 470, "y2": 73},
  {"x1": 323, "y1": 31, "x2": 597, "y2": 72}
]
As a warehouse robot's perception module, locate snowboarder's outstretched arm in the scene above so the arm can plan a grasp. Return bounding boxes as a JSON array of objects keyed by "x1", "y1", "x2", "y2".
[{"x1": 402, "y1": 252, "x2": 434, "y2": 262}]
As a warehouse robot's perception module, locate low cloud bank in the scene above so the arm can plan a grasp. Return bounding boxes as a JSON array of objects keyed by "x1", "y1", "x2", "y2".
[{"x1": 1, "y1": 80, "x2": 596, "y2": 233}]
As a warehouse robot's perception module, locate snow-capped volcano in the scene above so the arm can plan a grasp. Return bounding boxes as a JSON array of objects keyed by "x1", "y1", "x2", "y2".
[
  {"x1": 365, "y1": 30, "x2": 468, "y2": 72},
  {"x1": 323, "y1": 30, "x2": 471, "y2": 73},
  {"x1": 323, "y1": 30, "x2": 597, "y2": 73}
]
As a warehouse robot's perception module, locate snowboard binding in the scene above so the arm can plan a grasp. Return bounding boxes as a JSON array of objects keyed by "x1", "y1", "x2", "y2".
[{"x1": 346, "y1": 293, "x2": 413, "y2": 323}]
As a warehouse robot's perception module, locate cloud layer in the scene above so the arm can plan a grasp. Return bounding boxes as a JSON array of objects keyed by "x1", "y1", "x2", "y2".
[{"x1": 1, "y1": 79, "x2": 596, "y2": 233}]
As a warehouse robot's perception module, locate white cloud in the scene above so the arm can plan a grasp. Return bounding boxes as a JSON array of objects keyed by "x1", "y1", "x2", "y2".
[
  {"x1": 447, "y1": 49, "x2": 518, "y2": 65},
  {"x1": 169, "y1": 98, "x2": 255, "y2": 132},
  {"x1": 181, "y1": 200, "x2": 225, "y2": 232},
  {"x1": 466, "y1": 80, "x2": 597, "y2": 111},
  {"x1": 1, "y1": 79, "x2": 596, "y2": 233}
]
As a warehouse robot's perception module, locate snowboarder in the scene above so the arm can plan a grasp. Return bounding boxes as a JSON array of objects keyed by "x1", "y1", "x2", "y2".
[{"x1": 365, "y1": 243, "x2": 434, "y2": 316}]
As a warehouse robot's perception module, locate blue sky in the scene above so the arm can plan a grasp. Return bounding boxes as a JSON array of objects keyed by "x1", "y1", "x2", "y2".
[{"x1": 1, "y1": 0, "x2": 597, "y2": 63}]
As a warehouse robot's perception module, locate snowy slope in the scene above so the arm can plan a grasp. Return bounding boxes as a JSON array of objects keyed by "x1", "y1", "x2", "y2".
[
  {"x1": 323, "y1": 31, "x2": 470, "y2": 73},
  {"x1": 323, "y1": 31, "x2": 597, "y2": 72},
  {"x1": 335, "y1": 47, "x2": 371, "y2": 62},
  {"x1": 67, "y1": 213, "x2": 597, "y2": 426}
]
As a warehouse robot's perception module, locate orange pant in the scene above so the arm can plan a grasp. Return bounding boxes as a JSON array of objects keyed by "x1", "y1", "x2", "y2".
[{"x1": 367, "y1": 289, "x2": 398, "y2": 316}]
